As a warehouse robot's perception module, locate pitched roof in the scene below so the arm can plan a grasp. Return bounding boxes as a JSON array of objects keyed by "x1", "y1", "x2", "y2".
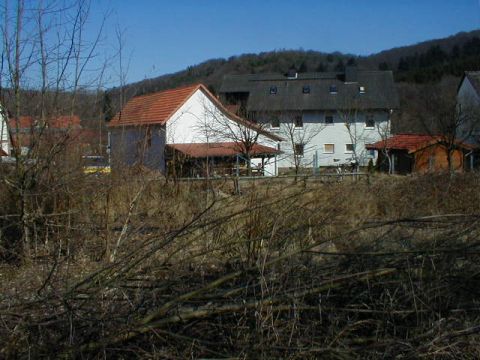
[
  {"x1": 220, "y1": 69, "x2": 400, "y2": 112},
  {"x1": 109, "y1": 83, "x2": 283, "y2": 142},
  {"x1": 366, "y1": 134, "x2": 474, "y2": 153},
  {"x1": 465, "y1": 71, "x2": 480, "y2": 97},
  {"x1": 167, "y1": 142, "x2": 279, "y2": 158},
  {"x1": 109, "y1": 84, "x2": 201, "y2": 127}
]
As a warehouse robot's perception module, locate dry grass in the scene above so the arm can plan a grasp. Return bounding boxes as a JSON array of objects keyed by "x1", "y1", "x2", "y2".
[{"x1": 1, "y1": 172, "x2": 480, "y2": 358}]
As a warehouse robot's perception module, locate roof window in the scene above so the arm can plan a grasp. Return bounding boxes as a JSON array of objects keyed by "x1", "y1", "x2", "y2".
[
  {"x1": 302, "y1": 85, "x2": 310, "y2": 94},
  {"x1": 329, "y1": 85, "x2": 337, "y2": 94},
  {"x1": 269, "y1": 86, "x2": 277, "y2": 95}
]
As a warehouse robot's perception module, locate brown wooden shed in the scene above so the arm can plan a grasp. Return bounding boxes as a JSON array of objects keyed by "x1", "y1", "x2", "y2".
[{"x1": 366, "y1": 134, "x2": 475, "y2": 174}]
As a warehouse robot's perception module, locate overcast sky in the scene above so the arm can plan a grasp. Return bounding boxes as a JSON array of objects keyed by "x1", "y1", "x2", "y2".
[{"x1": 89, "y1": 0, "x2": 480, "y2": 85}]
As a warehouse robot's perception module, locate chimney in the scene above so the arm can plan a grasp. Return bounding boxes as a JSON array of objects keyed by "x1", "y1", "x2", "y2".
[{"x1": 345, "y1": 65, "x2": 358, "y2": 83}]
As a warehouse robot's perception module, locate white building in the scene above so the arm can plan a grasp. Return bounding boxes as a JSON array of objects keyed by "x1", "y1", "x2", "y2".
[
  {"x1": 108, "y1": 84, "x2": 282, "y2": 176},
  {"x1": 220, "y1": 67, "x2": 399, "y2": 172},
  {"x1": 457, "y1": 71, "x2": 480, "y2": 142}
]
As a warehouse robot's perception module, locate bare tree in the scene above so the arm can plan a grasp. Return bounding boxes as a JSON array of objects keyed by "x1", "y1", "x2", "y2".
[
  {"x1": 201, "y1": 97, "x2": 273, "y2": 176},
  {"x1": 415, "y1": 78, "x2": 480, "y2": 174},
  {"x1": 279, "y1": 113, "x2": 324, "y2": 176},
  {"x1": 0, "y1": 0, "x2": 110, "y2": 259}
]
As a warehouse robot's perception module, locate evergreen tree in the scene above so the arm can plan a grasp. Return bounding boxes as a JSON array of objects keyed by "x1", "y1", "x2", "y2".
[
  {"x1": 347, "y1": 57, "x2": 357, "y2": 66},
  {"x1": 378, "y1": 62, "x2": 390, "y2": 71},
  {"x1": 334, "y1": 59, "x2": 345, "y2": 72},
  {"x1": 316, "y1": 62, "x2": 327, "y2": 72}
]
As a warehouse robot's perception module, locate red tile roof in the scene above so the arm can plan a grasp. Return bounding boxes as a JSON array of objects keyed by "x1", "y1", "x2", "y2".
[
  {"x1": 366, "y1": 134, "x2": 473, "y2": 153},
  {"x1": 8, "y1": 115, "x2": 81, "y2": 129},
  {"x1": 167, "y1": 142, "x2": 279, "y2": 158},
  {"x1": 9, "y1": 116, "x2": 35, "y2": 129},
  {"x1": 109, "y1": 84, "x2": 201, "y2": 127},
  {"x1": 48, "y1": 115, "x2": 81, "y2": 129}
]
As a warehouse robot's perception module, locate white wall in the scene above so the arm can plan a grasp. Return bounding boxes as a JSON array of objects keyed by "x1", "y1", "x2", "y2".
[
  {"x1": 0, "y1": 108, "x2": 10, "y2": 155},
  {"x1": 457, "y1": 77, "x2": 480, "y2": 141},
  {"x1": 258, "y1": 110, "x2": 390, "y2": 169},
  {"x1": 166, "y1": 89, "x2": 280, "y2": 175}
]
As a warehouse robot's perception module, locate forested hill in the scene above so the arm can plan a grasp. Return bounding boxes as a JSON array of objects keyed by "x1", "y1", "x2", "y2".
[{"x1": 106, "y1": 29, "x2": 480, "y2": 117}]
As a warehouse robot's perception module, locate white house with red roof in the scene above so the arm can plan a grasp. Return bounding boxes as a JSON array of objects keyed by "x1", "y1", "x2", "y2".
[{"x1": 108, "y1": 84, "x2": 282, "y2": 176}]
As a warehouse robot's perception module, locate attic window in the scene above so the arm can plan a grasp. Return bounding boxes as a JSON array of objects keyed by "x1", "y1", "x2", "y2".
[
  {"x1": 302, "y1": 85, "x2": 310, "y2": 94},
  {"x1": 359, "y1": 86, "x2": 366, "y2": 94},
  {"x1": 270, "y1": 86, "x2": 277, "y2": 95},
  {"x1": 329, "y1": 85, "x2": 337, "y2": 94}
]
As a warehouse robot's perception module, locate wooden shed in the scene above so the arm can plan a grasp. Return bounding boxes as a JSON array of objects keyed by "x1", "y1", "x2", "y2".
[{"x1": 366, "y1": 134, "x2": 475, "y2": 174}]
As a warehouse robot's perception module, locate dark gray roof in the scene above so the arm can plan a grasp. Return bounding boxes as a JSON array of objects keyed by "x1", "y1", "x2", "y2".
[
  {"x1": 220, "y1": 70, "x2": 400, "y2": 112},
  {"x1": 465, "y1": 71, "x2": 480, "y2": 97}
]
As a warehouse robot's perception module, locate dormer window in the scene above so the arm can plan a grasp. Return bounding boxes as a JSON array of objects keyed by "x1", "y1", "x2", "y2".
[
  {"x1": 359, "y1": 86, "x2": 366, "y2": 94},
  {"x1": 269, "y1": 86, "x2": 277, "y2": 95},
  {"x1": 329, "y1": 85, "x2": 337, "y2": 94},
  {"x1": 302, "y1": 85, "x2": 310, "y2": 94}
]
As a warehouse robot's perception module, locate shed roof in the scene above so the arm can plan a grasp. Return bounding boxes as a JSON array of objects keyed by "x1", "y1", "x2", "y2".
[
  {"x1": 167, "y1": 142, "x2": 279, "y2": 158},
  {"x1": 220, "y1": 70, "x2": 399, "y2": 112},
  {"x1": 366, "y1": 134, "x2": 474, "y2": 154}
]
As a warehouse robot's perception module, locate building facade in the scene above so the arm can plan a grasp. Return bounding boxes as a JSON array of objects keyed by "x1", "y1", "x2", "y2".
[{"x1": 220, "y1": 67, "x2": 399, "y2": 171}]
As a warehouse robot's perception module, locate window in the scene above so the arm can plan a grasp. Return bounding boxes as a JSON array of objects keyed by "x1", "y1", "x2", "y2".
[
  {"x1": 302, "y1": 85, "x2": 310, "y2": 94},
  {"x1": 271, "y1": 116, "x2": 280, "y2": 128},
  {"x1": 325, "y1": 114, "x2": 334, "y2": 125},
  {"x1": 294, "y1": 115, "x2": 303, "y2": 128},
  {"x1": 329, "y1": 85, "x2": 337, "y2": 94},
  {"x1": 359, "y1": 86, "x2": 366, "y2": 94},
  {"x1": 367, "y1": 149, "x2": 375, "y2": 158},
  {"x1": 324, "y1": 144, "x2": 335, "y2": 154},
  {"x1": 269, "y1": 86, "x2": 277, "y2": 95},
  {"x1": 345, "y1": 144, "x2": 354, "y2": 153},
  {"x1": 365, "y1": 114, "x2": 375, "y2": 128},
  {"x1": 295, "y1": 143, "x2": 304, "y2": 156}
]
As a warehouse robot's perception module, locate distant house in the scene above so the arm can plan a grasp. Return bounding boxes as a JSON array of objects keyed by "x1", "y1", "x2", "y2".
[
  {"x1": 366, "y1": 134, "x2": 474, "y2": 174},
  {"x1": 8, "y1": 115, "x2": 85, "y2": 155},
  {"x1": 108, "y1": 84, "x2": 282, "y2": 177},
  {"x1": 219, "y1": 66, "x2": 399, "y2": 171},
  {"x1": 457, "y1": 71, "x2": 480, "y2": 144}
]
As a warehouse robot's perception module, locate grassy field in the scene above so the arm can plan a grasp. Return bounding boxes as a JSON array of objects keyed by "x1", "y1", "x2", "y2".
[{"x1": 1, "y1": 173, "x2": 480, "y2": 358}]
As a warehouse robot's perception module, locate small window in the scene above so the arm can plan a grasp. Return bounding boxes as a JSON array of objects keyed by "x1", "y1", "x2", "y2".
[
  {"x1": 302, "y1": 85, "x2": 310, "y2": 94},
  {"x1": 365, "y1": 114, "x2": 375, "y2": 128},
  {"x1": 324, "y1": 144, "x2": 335, "y2": 154},
  {"x1": 359, "y1": 86, "x2": 366, "y2": 94},
  {"x1": 367, "y1": 149, "x2": 375, "y2": 158},
  {"x1": 295, "y1": 143, "x2": 304, "y2": 156},
  {"x1": 271, "y1": 117, "x2": 280, "y2": 128},
  {"x1": 270, "y1": 86, "x2": 277, "y2": 95},
  {"x1": 325, "y1": 114, "x2": 334, "y2": 125},
  {"x1": 329, "y1": 85, "x2": 337, "y2": 94},
  {"x1": 294, "y1": 115, "x2": 303, "y2": 128},
  {"x1": 345, "y1": 144, "x2": 354, "y2": 153}
]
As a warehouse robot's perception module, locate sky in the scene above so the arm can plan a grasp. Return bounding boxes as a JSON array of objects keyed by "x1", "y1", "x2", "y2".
[{"x1": 89, "y1": 0, "x2": 480, "y2": 85}]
